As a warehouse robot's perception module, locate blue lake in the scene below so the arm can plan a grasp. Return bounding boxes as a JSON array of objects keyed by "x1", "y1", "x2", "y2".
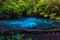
[{"x1": 0, "y1": 17, "x2": 60, "y2": 30}]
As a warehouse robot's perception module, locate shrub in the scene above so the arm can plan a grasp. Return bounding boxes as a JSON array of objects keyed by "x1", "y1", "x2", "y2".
[
  {"x1": 33, "y1": 0, "x2": 60, "y2": 19},
  {"x1": 0, "y1": 0, "x2": 60, "y2": 19},
  {"x1": 0, "y1": 0, "x2": 34, "y2": 19}
]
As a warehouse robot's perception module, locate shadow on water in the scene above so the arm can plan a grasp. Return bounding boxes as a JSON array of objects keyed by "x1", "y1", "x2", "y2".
[{"x1": 0, "y1": 17, "x2": 60, "y2": 30}]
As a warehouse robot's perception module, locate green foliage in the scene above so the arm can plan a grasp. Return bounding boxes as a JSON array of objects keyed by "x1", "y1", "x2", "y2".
[
  {"x1": 0, "y1": 0, "x2": 60, "y2": 19},
  {"x1": 0, "y1": 36, "x2": 4, "y2": 40},
  {"x1": 16, "y1": 34, "x2": 24, "y2": 40},
  {"x1": 25, "y1": 37, "x2": 32, "y2": 40},
  {"x1": 0, "y1": 0, "x2": 34, "y2": 19},
  {"x1": 1, "y1": 0, "x2": 25, "y2": 18},
  {"x1": 33, "y1": 0, "x2": 60, "y2": 19},
  {"x1": 0, "y1": 34, "x2": 33, "y2": 40}
]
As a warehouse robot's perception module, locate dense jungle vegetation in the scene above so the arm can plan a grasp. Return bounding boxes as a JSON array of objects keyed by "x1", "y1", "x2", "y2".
[
  {"x1": 0, "y1": 0, "x2": 60, "y2": 20},
  {"x1": 0, "y1": 0, "x2": 60, "y2": 40}
]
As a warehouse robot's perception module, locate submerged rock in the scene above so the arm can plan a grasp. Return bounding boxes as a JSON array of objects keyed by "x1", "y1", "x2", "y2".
[{"x1": 0, "y1": 17, "x2": 60, "y2": 30}]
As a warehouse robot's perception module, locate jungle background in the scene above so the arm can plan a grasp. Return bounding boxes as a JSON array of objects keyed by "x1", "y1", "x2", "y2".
[
  {"x1": 0, "y1": 0, "x2": 60, "y2": 40},
  {"x1": 0, "y1": 0, "x2": 60, "y2": 20}
]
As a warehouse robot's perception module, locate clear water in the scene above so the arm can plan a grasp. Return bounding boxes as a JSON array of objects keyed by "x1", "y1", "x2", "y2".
[{"x1": 0, "y1": 17, "x2": 60, "y2": 30}]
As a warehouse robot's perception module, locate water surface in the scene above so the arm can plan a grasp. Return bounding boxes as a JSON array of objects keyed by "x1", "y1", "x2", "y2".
[{"x1": 0, "y1": 17, "x2": 60, "y2": 30}]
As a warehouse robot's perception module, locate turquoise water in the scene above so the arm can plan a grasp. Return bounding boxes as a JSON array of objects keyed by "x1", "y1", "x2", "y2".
[{"x1": 0, "y1": 17, "x2": 60, "y2": 30}]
